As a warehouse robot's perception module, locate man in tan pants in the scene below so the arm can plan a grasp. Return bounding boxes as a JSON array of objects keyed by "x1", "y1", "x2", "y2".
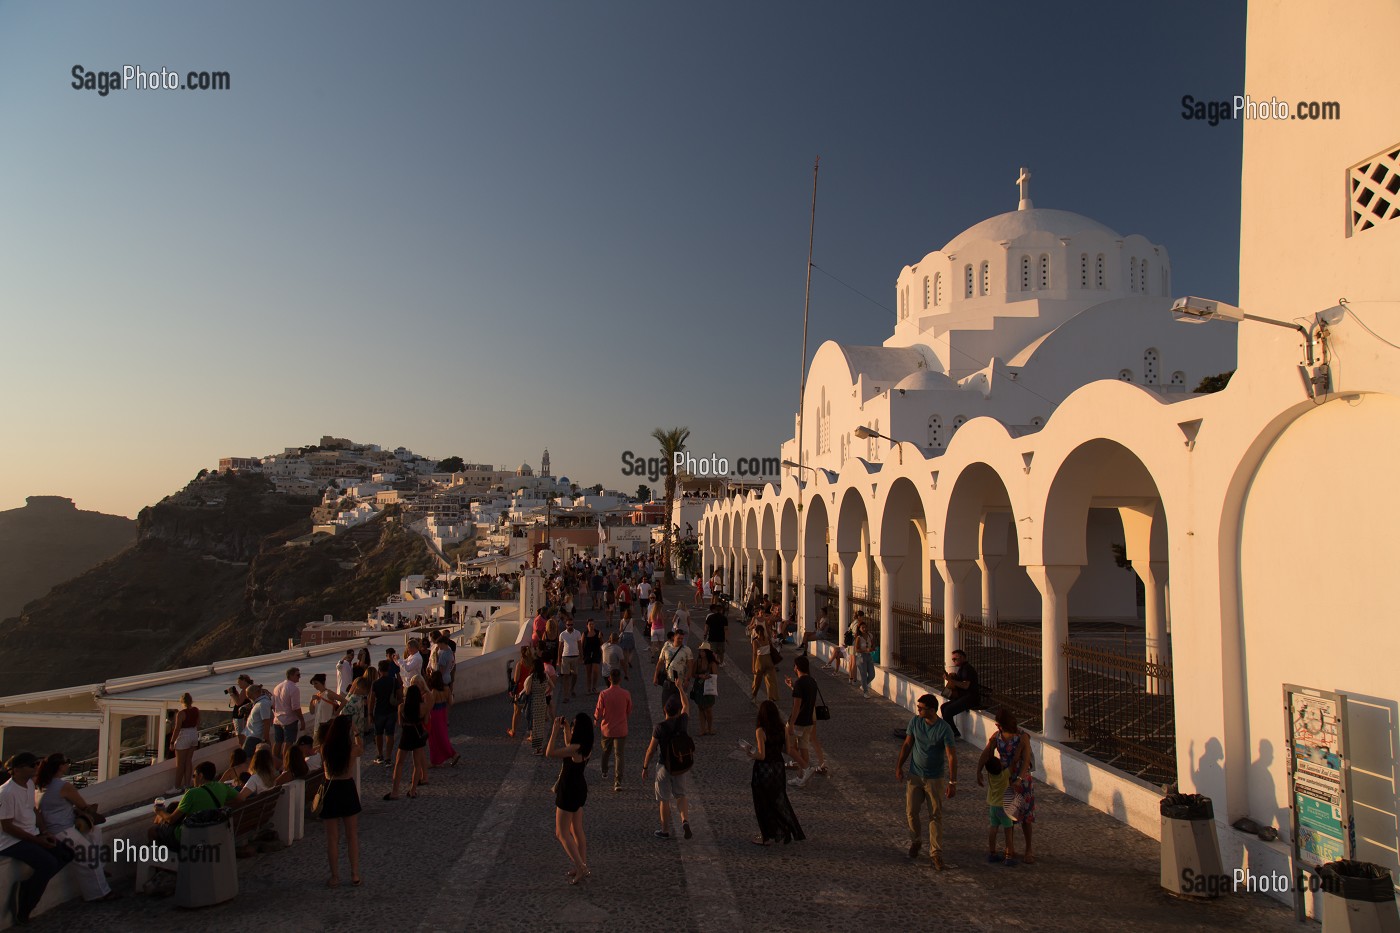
[{"x1": 749, "y1": 614, "x2": 779, "y2": 702}]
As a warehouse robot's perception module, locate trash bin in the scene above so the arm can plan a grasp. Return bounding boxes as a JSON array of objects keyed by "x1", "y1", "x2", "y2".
[
  {"x1": 1317, "y1": 860, "x2": 1400, "y2": 933},
  {"x1": 175, "y1": 808, "x2": 238, "y2": 909},
  {"x1": 1160, "y1": 794, "x2": 1225, "y2": 897}
]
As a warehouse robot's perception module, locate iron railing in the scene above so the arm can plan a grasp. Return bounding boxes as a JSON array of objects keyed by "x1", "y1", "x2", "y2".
[
  {"x1": 890, "y1": 603, "x2": 945, "y2": 684},
  {"x1": 955, "y1": 617, "x2": 1043, "y2": 732},
  {"x1": 1062, "y1": 640, "x2": 1176, "y2": 786}
]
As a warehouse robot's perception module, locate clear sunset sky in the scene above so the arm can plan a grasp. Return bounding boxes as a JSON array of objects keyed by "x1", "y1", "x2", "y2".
[{"x1": 0, "y1": 1, "x2": 1247, "y2": 518}]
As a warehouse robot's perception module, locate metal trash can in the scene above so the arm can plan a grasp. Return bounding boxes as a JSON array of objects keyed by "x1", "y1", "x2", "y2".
[
  {"x1": 1318, "y1": 860, "x2": 1400, "y2": 933},
  {"x1": 1160, "y1": 793, "x2": 1225, "y2": 897},
  {"x1": 175, "y1": 808, "x2": 238, "y2": 908}
]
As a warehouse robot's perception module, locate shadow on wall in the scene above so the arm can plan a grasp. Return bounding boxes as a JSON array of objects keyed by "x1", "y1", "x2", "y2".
[
  {"x1": 1251, "y1": 738, "x2": 1286, "y2": 840},
  {"x1": 1190, "y1": 737, "x2": 1225, "y2": 802}
]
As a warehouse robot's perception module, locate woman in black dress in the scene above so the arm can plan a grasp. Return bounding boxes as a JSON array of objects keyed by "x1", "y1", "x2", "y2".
[
  {"x1": 547, "y1": 711, "x2": 594, "y2": 884},
  {"x1": 582, "y1": 620, "x2": 604, "y2": 695},
  {"x1": 385, "y1": 678, "x2": 428, "y2": 799},
  {"x1": 320, "y1": 714, "x2": 362, "y2": 886},
  {"x1": 743, "y1": 700, "x2": 805, "y2": 846}
]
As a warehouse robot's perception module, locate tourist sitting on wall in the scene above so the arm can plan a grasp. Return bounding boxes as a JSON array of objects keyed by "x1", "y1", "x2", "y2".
[
  {"x1": 939, "y1": 649, "x2": 981, "y2": 739},
  {"x1": 35, "y1": 753, "x2": 117, "y2": 902},
  {"x1": 148, "y1": 761, "x2": 239, "y2": 847},
  {"x1": 1, "y1": 752, "x2": 77, "y2": 925}
]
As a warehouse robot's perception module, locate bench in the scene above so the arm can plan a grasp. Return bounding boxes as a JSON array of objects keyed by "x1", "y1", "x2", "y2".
[{"x1": 133, "y1": 786, "x2": 285, "y2": 893}]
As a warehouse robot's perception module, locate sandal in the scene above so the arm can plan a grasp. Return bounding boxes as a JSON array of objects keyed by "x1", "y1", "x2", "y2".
[{"x1": 750, "y1": 835, "x2": 772, "y2": 846}]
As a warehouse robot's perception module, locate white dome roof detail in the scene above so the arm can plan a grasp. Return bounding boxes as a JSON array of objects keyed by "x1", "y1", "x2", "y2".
[
  {"x1": 942, "y1": 208, "x2": 1120, "y2": 253},
  {"x1": 894, "y1": 370, "x2": 956, "y2": 392}
]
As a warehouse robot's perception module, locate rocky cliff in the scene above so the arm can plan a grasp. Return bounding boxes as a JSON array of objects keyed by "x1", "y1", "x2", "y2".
[
  {"x1": 0, "y1": 473, "x2": 434, "y2": 696},
  {"x1": 0, "y1": 496, "x2": 136, "y2": 620}
]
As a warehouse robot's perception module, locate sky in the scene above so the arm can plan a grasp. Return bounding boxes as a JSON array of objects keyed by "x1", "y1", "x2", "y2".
[{"x1": 0, "y1": 1, "x2": 1247, "y2": 518}]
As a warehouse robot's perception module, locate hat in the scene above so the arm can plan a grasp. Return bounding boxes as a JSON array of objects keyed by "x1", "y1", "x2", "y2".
[
  {"x1": 698, "y1": 641, "x2": 712, "y2": 651},
  {"x1": 5, "y1": 752, "x2": 39, "y2": 770},
  {"x1": 664, "y1": 695, "x2": 682, "y2": 716}
]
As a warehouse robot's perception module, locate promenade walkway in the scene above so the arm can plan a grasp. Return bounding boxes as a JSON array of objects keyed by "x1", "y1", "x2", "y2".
[{"x1": 27, "y1": 584, "x2": 1300, "y2": 932}]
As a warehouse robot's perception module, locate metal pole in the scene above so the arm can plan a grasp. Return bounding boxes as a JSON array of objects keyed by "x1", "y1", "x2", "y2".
[{"x1": 796, "y1": 157, "x2": 820, "y2": 512}]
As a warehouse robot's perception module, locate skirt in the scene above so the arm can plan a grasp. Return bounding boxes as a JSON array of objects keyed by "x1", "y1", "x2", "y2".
[
  {"x1": 399, "y1": 722, "x2": 428, "y2": 752},
  {"x1": 320, "y1": 777, "x2": 362, "y2": 820}
]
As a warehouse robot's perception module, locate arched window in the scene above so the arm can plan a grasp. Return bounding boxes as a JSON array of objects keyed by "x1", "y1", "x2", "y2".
[
  {"x1": 922, "y1": 275, "x2": 930, "y2": 309},
  {"x1": 964, "y1": 264, "x2": 974, "y2": 298},
  {"x1": 927, "y1": 415, "x2": 943, "y2": 448},
  {"x1": 1160, "y1": 266, "x2": 1168, "y2": 296},
  {"x1": 979, "y1": 261, "x2": 990, "y2": 296},
  {"x1": 933, "y1": 272, "x2": 942, "y2": 306},
  {"x1": 1118, "y1": 369, "x2": 1133, "y2": 382},
  {"x1": 1080, "y1": 253, "x2": 1089, "y2": 289},
  {"x1": 1020, "y1": 255, "x2": 1031, "y2": 290},
  {"x1": 840, "y1": 433, "x2": 848, "y2": 466},
  {"x1": 1129, "y1": 258, "x2": 1138, "y2": 292},
  {"x1": 1038, "y1": 254, "x2": 1049, "y2": 289},
  {"x1": 1143, "y1": 348, "x2": 1159, "y2": 384},
  {"x1": 869, "y1": 419, "x2": 881, "y2": 461},
  {"x1": 1096, "y1": 254, "x2": 1105, "y2": 289},
  {"x1": 1170, "y1": 371, "x2": 1185, "y2": 387},
  {"x1": 1140, "y1": 259, "x2": 1149, "y2": 294},
  {"x1": 950, "y1": 414, "x2": 967, "y2": 438}
]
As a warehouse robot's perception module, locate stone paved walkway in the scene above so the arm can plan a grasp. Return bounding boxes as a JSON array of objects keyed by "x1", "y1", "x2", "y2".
[{"x1": 26, "y1": 584, "x2": 1303, "y2": 932}]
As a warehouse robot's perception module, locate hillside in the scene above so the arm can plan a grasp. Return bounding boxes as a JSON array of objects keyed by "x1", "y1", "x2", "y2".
[
  {"x1": 0, "y1": 496, "x2": 136, "y2": 620},
  {"x1": 0, "y1": 473, "x2": 434, "y2": 696}
]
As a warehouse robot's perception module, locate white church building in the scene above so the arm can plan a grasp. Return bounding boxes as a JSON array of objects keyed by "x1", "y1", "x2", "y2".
[{"x1": 702, "y1": 0, "x2": 1400, "y2": 914}]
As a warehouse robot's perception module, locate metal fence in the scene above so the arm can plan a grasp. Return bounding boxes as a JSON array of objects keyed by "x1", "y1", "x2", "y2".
[
  {"x1": 1062, "y1": 641, "x2": 1176, "y2": 786},
  {"x1": 890, "y1": 603, "x2": 945, "y2": 684},
  {"x1": 956, "y1": 617, "x2": 1044, "y2": 732}
]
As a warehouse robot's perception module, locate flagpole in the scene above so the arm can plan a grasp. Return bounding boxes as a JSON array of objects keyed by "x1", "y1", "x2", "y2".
[{"x1": 796, "y1": 156, "x2": 819, "y2": 513}]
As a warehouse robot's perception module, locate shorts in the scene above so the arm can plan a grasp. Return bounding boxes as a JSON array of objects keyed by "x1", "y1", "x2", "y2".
[
  {"x1": 273, "y1": 722, "x2": 299, "y2": 745},
  {"x1": 650, "y1": 629, "x2": 664, "y2": 643},
  {"x1": 173, "y1": 727, "x2": 199, "y2": 751},
  {"x1": 561, "y1": 657, "x2": 578, "y2": 676},
  {"x1": 620, "y1": 633, "x2": 636, "y2": 651},
  {"x1": 373, "y1": 710, "x2": 397, "y2": 737},
  {"x1": 989, "y1": 806, "x2": 1015, "y2": 829},
  {"x1": 791, "y1": 724, "x2": 812, "y2": 753},
  {"x1": 654, "y1": 766, "x2": 690, "y2": 802}
]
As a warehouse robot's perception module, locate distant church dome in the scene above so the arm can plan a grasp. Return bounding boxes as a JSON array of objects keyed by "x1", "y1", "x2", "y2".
[
  {"x1": 517, "y1": 463, "x2": 534, "y2": 476},
  {"x1": 942, "y1": 208, "x2": 1120, "y2": 253}
]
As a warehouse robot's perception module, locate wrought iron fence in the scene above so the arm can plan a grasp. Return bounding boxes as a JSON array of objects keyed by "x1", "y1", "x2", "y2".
[
  {"x1": 956, "y1": 617, "x2": 1043, "y2": 732},
  {"x1": 813, "y1": 585, "x2": 881, "y2": 649},
  {"x1": 890, "y1": 603, "x2": 945, "y2": 684},
  {"x1": 1062, "y1": 640, "x2": 1177, "y2": 786}
]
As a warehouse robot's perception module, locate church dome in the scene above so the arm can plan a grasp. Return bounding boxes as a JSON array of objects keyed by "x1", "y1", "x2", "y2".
[
  {"x1": 893, "y1": 369, "x2": 956, "y2": 392},
  {"x1": 942, "y1": 208, "x2": 1119, "y2": 253}
]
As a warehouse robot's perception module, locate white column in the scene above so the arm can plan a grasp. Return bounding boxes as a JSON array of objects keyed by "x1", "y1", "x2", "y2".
[
  {"x1": 935, "y1": 559, "x2": 976, "y2": 653},
  {"x1": 876, "y1": 555, "x2": 904, "y2": 671},
  {"x1": 780, "y1": 549, "x2": 796, "y2": 623},
  {"x1": 744, "y1": 549, "x2": 757, "y2": 599},
  {"x1": 1025, "y1": 564, "x2": 1081, "y2": 743},
  {"x1": 977, "y1": 553, "x2": 1002, "y2": 627},
  {"x1": 1139, "y1": 559, "x2": 1171, "y2": 695},
  {"x1": 99, "y1": 711, "x2": 117, "y2": 783},
  {"x1": 763, "y1": 549, "x2": 778, "y2": 599},
  {"x1": 155, "y1": 711, "x2": 169, "y2": 762},
  {"x1": 836, "y1": 551, "x2": 857, "y2": 640}
]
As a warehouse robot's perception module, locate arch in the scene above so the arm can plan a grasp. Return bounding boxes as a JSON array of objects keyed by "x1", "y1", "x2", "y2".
[
  {"x1": 1041, "y1": 439, "x2": 1168, "y2": 567},
  {"x1": 1118, "y1": 369, "x2": 1133, "y2": 382},
  {"x1": 1140, "y1": 258, "x2": 1149, "y2": 294},
  {"x1": 951, "y1": 414, "x2": 967, "y2": 437},
  {"x1": 1096, "y1": 254, "x2": 1105, "y2": 289},
  {"x1": 803, "y1": 492, "x2": 830, "y2": 555},
  {"x1": 878, "y1": 476, "x2": 930, "y2": 612},
  {"x1": 979, "y1": 260, "x2": 990, "y2": 296},
  {"x1": 928, "y1": 414, "x2": 943, "y2": 448},
  {"x1": 934, "y1": 271, "x2": 942, "y2": 306},
  {"x1": 1038, "y1": 253, "x2": 1050, "y2": 289},
  {"x1": 1144, "y1": 348, "x2": 1160, "y2": 385},
  {"x1": 1020, "y1": 255, "x2": 1031, "y2": 291},
  {"x1": 922, "y1": 275, "x2": 930, "y2": 309},
  {"x1": 760, "y1": 502, "x2": 777, "y2": 553},
  {"x1": 941, "y1": 462, "x2": 1015, "y2": 561},
  {"x1": 1130, "y1": 257, "x2": 1139, "y2": 292},
  {"x1": 964, "y1": 264, "x2": 974, "y2": 298},
  {"x1": 1169, "y1": 370, "x2": 1185, "y2": 388},
  {"x1": 835, "y1": 486, "x2": 871, "y2": 556},
  {"x1": 1080, "y1": 253, "x2": 1089, "y2": 289},
  {"x1": 779, "y1": 497, "x2": 800, "y2": 553}
]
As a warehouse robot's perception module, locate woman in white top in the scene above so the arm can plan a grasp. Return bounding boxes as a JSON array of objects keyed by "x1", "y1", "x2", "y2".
[
  {"x1": 169, "y1": 692, "x2": 201, "y2": 790},
  {"x1": 308, "y1": 673, "x2": 345, "y2": 747},
  {"x1": 35, "y1": 754, "x2": 116, "y2": 901},
  {"x1": 239, "y1": 744, "x2": 280, "y2": 798}
]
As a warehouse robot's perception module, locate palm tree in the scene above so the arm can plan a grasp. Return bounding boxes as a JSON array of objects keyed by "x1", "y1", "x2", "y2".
[{"x1": 650, "y1": 426, "x2": 690, "y2": 584}]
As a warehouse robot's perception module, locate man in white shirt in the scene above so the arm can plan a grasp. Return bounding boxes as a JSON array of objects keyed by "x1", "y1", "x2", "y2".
[
  {"x1": 271, "y1": 668, "x2": 305, "y2": 760},
  {"x1": 242, "y1": 685, "x2": 273, "y2": 756},
  {"x1": 601, "y1": 633, "x2": 624, "y2": 681},
  {"x1": 671, "y1": 603, "x2": 691, "y2": 642},
  {"x1": 1, "y1": 752, "x2": 75, "y2": 924},
  {"x1": 557, "y1": 617, "x2": 584, "y2": 703},
  {"x1": 335, "y1": 650, "x2": 354, "y2": 695},
  {"x1": 430, "y1": 632, "x2": 455, "y2": 687},
  {"x1": 637, "y1": 579, "x2": 653, "y2": 616},
  {"x1": 401, "y1": 637, "x2": 424, "y2": 686}
]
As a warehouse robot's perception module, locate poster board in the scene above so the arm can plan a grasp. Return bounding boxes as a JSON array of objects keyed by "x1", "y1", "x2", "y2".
[{"x1": 1283, "y1": 684, "x2": 1354, "y2": 918}]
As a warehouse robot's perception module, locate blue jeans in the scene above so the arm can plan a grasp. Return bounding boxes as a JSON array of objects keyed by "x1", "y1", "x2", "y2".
[
  {"x1": 858, "y1": 653, "x2": 875, "y2": 687},
  {"x1": 1, "y1": 839, "x2": 75, "y2": 921}
]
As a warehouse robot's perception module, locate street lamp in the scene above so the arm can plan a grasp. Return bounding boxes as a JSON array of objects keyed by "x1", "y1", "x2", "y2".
[
  {"x1": 853, "y1": 424, "x2": 915, "y2": 464},
  {"x1": 1171, "y1": 296, "x2": 1340, "y2": 395},
  {"x1": 781, "y1": 459, "x2": 837, "y2": 483}
]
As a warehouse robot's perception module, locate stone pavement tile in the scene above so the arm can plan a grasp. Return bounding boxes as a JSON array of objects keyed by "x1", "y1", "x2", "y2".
[{"x1": 23, "y1": 582, "x2": 1301, "y2": 932}]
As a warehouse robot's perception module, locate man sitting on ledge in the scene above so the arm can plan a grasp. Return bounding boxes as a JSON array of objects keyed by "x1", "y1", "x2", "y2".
[
  {"x1": 940, "y1": 649, "x2": 980, "y2": 739},
  {"x1": 1, "y1": 752, "x2": 75, "y2": 926},
  {"x1": 148, "y1": 761, "x2": 239, "y2": 848}
]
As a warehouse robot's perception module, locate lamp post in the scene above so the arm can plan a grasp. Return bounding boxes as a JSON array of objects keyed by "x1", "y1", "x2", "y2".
[
  {"x1": 853, "y1": 424, "x2": 916, "y2": 465},
  {"x1": 1171, "y1": 296, "x2": 1336, "y2": 395}
]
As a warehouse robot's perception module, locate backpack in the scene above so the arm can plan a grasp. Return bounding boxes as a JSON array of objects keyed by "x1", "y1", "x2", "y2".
[{"x1": 664, "y1": 723, "x2": 695, "y2": 774}]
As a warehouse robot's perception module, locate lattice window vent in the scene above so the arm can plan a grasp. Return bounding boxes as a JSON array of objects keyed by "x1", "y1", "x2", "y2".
[{"x1": 1349, "y1": 144, "x2": 1400, "y2": 235}]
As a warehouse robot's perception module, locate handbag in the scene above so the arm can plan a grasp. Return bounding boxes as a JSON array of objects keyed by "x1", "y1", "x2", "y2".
[
  {"x1": 311, "y1": 782, "x2": 327, "y2": 818},
  {"x1": 814, "y1": 680, "x2": 831, "y2": 721}
]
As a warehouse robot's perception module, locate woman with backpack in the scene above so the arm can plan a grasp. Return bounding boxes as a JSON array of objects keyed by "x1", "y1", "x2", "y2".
[{"x1": 742, "y1": 700, "x2": 805, "y2": 846}]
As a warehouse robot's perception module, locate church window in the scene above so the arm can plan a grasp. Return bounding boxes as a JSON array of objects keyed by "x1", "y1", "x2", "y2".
[
  {"x1": 951, "y1": 415, "x2": 967, "y2": 438},
  {"x1": 1118, "y1": 369, "x2": 1133, "y2": 382},
  {"x1": 1080, "y1": 253, "x2": 1089, "y2": 289},
  {"x1": 1030, "y1": 415, "x2": 1044, "y2": 429},
  {"x1": 1144, "y1": 348, "x2": 1159, "y2": 384},
  {"x1": 1096, "y1": 254, "x2": 1105, "y2": 289},
  {"x1": 1140, "y1": 259, "x2": 1149, "y2": 294},
  {"x1": 964, "y1": 264, "x2": 973, "y2": 298},
  {"x1": 1129, "y1": 258, "x2": 1137, "y2": 292},
  {"x1": 1160, "y1": 266, "x2": 1169, "y2": 296},
  {"x1": 1170, "y1": 371, "x2": 1185, "y2": 387},
  {"x1": 1348, "y1": 143, "x2": 1400, "y2": 235},
  {"x1": 868, "y1": 419, "x2": 881, "y2": 461},
  {"x1": 927, "y1": 415, "x2": 943, "y2": 448},
  {"x1": 1038, "y1": 254, "x2": 1049, "y2": 289},
  {"x1": 933, "y1": 272, "x2": 942, "y2": 306},
  {"x1": 1020, "y1": 255, "x2": 1031, "y2": 291},
  {"x1": 923, "y1": 275, "x2": 930, "y2": 309},
  {"x1": 979, "y1": 261, "x2": 990, "y2": 296},
  {"x1": 840, "y1": 433, "x2": 848, "y2": 466}
]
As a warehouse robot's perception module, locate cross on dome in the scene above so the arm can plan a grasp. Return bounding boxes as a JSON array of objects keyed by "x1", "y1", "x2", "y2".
[{"x1": 1017, "y1": 166, "x2": 1033, "y2": 211}]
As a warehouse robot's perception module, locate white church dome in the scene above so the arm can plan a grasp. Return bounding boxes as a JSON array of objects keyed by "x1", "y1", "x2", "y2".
[
  {"x1": 894, "y1": 369, "x2": 956, "y2": 392},
  {"x1": 942, "y1": 208, "x2": 1119, "y2": 253}
]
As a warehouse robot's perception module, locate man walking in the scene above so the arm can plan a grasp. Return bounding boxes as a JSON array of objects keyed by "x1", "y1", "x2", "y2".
[
  {"x1": 641, "y1": 692, "x2": 693, "y2": 839},
  {"x1": 271, "y1": 667, "x2": 305, "y2": 760},
  {"x1": 703, "y1": 602, "x2": 728, "y2": 663},
  {"x1": 558, "y1": 616, "x2": 583, "y2": 703},
  {"x1": 786, "y1": 655, "x2": 826, "y2": 786},
  {"x1": 655, "y1": 629, "x2": 693, "y2": 713},
  {"x1": 335, "y1": 649, "x2": 354, "y2": 696},
  {"x1": 896, "y1": 693, "x2": 958, "y2": 870},
  {"x1": 594, "y1": 669, "x2": 632, "y2": 792}
]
